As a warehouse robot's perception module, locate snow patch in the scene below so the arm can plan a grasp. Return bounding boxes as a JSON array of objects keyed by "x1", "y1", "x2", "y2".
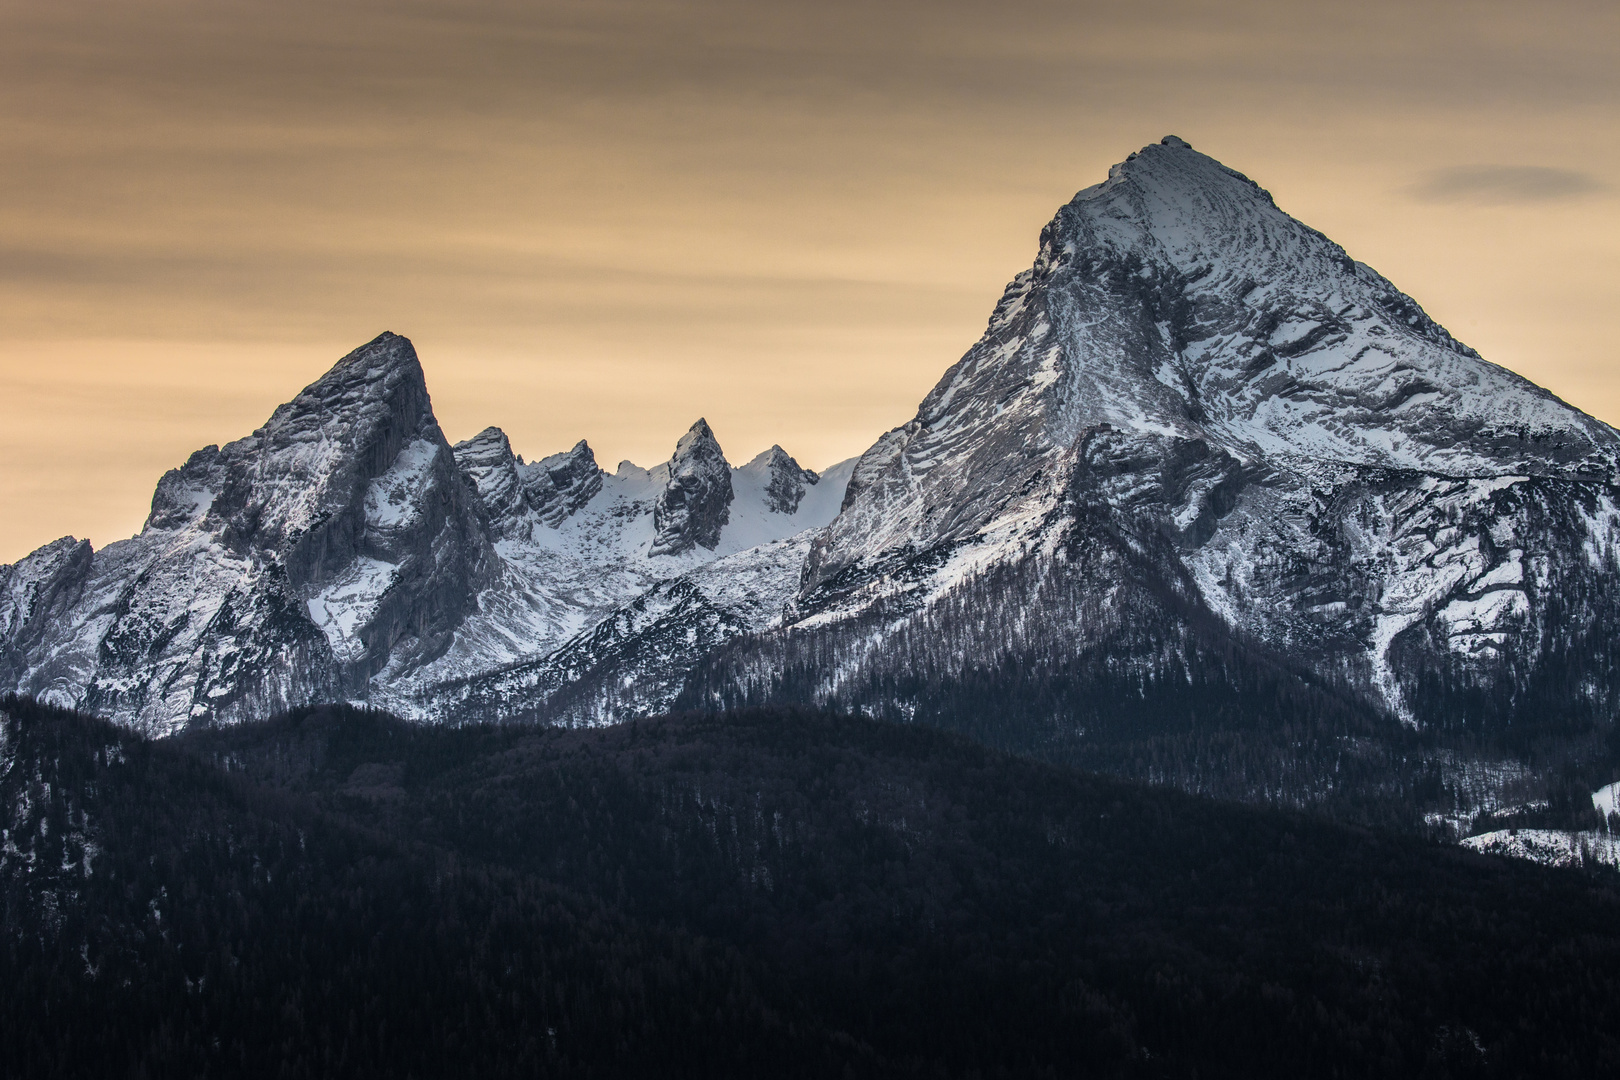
[{"x1": 1462, "y1": 829, "x2": 1620, "y2": 870}]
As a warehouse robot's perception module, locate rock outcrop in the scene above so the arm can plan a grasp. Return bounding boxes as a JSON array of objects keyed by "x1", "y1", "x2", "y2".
[{"x1": 649, "y1": 420, "x2": 735, "y2": 556}]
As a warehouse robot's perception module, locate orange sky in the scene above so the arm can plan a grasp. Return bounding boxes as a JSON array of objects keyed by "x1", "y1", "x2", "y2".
[{"x1": 1, "y1": 0, "x2": 1617, "y2": 562}]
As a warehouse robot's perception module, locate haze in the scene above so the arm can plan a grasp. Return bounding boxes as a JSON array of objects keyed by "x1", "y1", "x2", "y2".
[{"x1": 2, "y1": 0, "x2": 1616, "y2": 561}]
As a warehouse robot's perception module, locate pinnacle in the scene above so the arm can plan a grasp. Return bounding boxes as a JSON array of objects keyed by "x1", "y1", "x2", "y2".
[
  {"x1": 672, "y1": 418, "x2": 726, "y2": 465},
  {"x1": 328, "y1": 331, "x2": 421, "y2": 379},
  {"x1": 458, "y1": 426, "x2": 510, "y2": 448},
  {"x1": 301, "y1": 333, "x2": 424, "y2": 401}
]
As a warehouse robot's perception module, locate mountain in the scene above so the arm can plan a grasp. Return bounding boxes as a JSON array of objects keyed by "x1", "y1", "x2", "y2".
[
  {"x1": 0, "y1": 334, "x2": 494, "y2": 736},
  {"x1": 3, "y1": 136, "x2": 1620, "y2": 844},
  {"x1": 7, "y1": 696, "x2": 1620, "y2": 1077},
  {"x1": 768, "y1": 135, "x2": 1619, "y2": 726},
  {"x1": 0, "y1": 335, "x2": 852, "y2": 734},
  {"x1": 684, "y1": 137, "x2": 1620, "y2": 834}
]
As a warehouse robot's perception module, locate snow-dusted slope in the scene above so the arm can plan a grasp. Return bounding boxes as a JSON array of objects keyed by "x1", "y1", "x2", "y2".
[
  {"x1": 6, "y1": 132, "x2": 1620, "y2": 842},
  {"x1": 705, "y1": 137, "x2": 1620, "y2": 747},
  {"x1": 0, "y1": 337, "x2": 853, "y2": 732},
  {"x1": 375, "y1": 429, "x2": 855, "y2": 721},
  {"x1": 805, "y1": 137, "x2": 1615, "y2": 602}
]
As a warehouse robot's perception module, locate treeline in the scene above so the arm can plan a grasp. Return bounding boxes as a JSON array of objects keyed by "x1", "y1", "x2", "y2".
[{"x1": 682, "y1": 536, "x2": 1620, "y2": 835}]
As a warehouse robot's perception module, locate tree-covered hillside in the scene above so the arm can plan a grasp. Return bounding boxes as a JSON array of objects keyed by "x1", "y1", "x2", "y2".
[{"x1": 5, "y1": 695, "x2": 1620, "y2": 1077}]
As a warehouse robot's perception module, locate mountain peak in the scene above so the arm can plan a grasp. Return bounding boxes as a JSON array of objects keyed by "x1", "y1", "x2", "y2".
[
  {"x1": 521, "y1": 439, "x2": 603, "y2": 528},
  {"x1": 457, "y1": 426, "x2": 512, "y2": 455},
  {"x1": 454, "y1": 427, "x2": 529, "y2": 536},
  {"x1": 804, "y1": 136, "x2": 1620, "y2": 601},
  {"x1": 257, "y1": 332, "x2": 432, "y2": 455},
  {"x1": 1060, "y1": 138, "x2": 1297, "y2": 285},
  {"x1": 650, "y1": 420, "x2": 734, "y2": 556},
  {"x1": 310, "y1": 331, "x2": 423, "y2": 393},
  {"x1": 763, "y1": 446, "x2": 817, "y2": 514},
  {"x1": 674, "y1": 418, "x2": 720, "y2": 458}
]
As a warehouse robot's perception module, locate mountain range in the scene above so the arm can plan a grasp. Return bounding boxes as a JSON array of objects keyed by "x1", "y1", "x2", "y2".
[{"x1": 4, "y1": 136, "x2": 1619, "y2": 846}]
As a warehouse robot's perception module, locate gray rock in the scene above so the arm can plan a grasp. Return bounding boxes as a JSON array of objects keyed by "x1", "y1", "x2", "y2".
[
  {"x1": 758, "y1": 446, "x2": 819, "y2": 515},
  {"x1": 454, "y1": 427, "x2": 533, "y2": 538},
  {"x1": 650, "y1": 420, "x2": 734, "y2": 556},
  {"x1": 520, "y1": 440, "x2": 604, "y2": 528},
  {"x1": 0, "y1": 332, "x2": 497, "y2": 733}
]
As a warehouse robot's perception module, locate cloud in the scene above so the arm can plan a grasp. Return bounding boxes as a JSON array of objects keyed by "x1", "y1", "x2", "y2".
[{"x1": 1412, "y1": 165, "x2": 1608, "y2": 204}]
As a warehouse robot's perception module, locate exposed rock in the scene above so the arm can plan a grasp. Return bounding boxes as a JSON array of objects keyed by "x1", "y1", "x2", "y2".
[
  {"x1": 0, "y1": 344, "x2": 848, "y2": 733},
  {"x1": 0, "y1": 537, "x2": 93, "y2": 687},
  {"x1": 453, "y1": 427, "x2": 532, "y2": 538},
  {"x1": 649, "y1": 420, "x2": 734, "y2": 556},
  {"x1": 783, "y1": 136, "x2": 1620, "y2": 737},
  {"x1": 520, "y1": 440, "x2": 604, "y2": 528},
  {"x1": 10, "y1": 136, "x2": 1620, "y2": 855},
  {"x1": 0, "y1": 332, "x2": 497, "y2": 733},
  {"x1": 756, "y1": 446, "x2": 819, "y2": 515}
]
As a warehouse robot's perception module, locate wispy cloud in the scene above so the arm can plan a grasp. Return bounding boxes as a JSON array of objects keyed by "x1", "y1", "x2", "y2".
[{"x1": 1412, "y1": 165, "x2": 1608, "y2": 204}]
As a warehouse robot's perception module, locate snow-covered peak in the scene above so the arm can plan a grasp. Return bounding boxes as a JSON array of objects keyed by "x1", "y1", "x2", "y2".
[
  {"x1": 146, "y1": 445, "x2": 225, "y2": 531},
  {"x1": 0, "y1": 536, "x2": 91, "y2": 644},
  {"x1": 803, "y1": 137, "x2": 1620, "y2": 599},
  {"x1": 1063, "y1": 136, "x2": 1334, "y2": 293},
  {"x1": 672, "y1": 419, "x2": 723, "y2": 465},
  {"x1": 203, "y1": 331, "x2": 452, "y2": 573},
  {"x1": 1027, "y1": 137, "x2": 1618, "y2": 473},
  {"x1": 260, "y1": 332, "x2": 432, "y2": 454},
  {"x1": 650, "y1": 419, "x2": 734, "y2": 557},
  {"x1": 737, "y1": 446, "x2": 820, "y2": 515}
]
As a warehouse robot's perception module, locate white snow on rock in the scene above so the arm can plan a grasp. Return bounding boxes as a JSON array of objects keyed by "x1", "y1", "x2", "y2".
[
  {"x1": 381, "y1": 427, "x2": 854, "y2": 717},
  {"x1": 790, "y1": 136, "x2": 1620, "y2": 727},
  {"x1": 1462, "y1": 829, "x2": 1620, "y2": 870},
  {"x1": 6, "y1": 137, "x2": 1620, "y2": 752},
  {"x1": 1594, "y1": 782, "x2": 1620, "y2": 819}
]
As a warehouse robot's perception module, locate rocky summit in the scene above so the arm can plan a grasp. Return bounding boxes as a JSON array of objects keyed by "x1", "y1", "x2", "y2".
[{"x1": 4, "y1": 137, "x2": 1620, "y2": 844}]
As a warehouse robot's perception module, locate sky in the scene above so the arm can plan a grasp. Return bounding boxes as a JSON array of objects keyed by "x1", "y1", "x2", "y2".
[{"x1": 1, "y1": 0, "x2": 1616, "y2": 561}]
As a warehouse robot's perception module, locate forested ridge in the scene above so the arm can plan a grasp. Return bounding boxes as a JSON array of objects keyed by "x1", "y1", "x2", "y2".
[{"x1": 4, "y1": 694, "x2": 1620, "y2": 1077}]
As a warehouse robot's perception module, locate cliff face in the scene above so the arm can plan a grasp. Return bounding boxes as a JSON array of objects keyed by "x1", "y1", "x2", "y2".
[
  {"x1": 0, "y1": 334, "x2": 496, "y2": 734},
  {"x1": 650, "y1": 420, "x2": 735, "y2": 557}
]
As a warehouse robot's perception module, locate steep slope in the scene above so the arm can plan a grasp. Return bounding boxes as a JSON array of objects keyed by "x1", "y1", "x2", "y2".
[
  {"x1": 5, "y1": 133, "x2": 1618, "y2": 845},
  {"x1": 692, "y1": 137, "x2": 1620, "y2": 821},
  {"x1": 0, "y1": 334, "x2": 495, "y2": 735}
]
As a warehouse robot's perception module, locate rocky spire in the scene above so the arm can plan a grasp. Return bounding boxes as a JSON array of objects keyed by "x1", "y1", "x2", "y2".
[{"x1": 650, "y1": 419, "x2": 734, "y2": 556}]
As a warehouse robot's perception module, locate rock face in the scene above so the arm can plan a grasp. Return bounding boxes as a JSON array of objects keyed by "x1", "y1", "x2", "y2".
[
  {"x1": 729, "y1": 136, "x2": 1620, "y2": 724},
  {"x1": 650, "y1": 420, "x2": 735, "y2": 556},
  {"x1": 378, "y1": 420, "x2": 853, "y2": 726},
  {"x1": 0, "y1": 334, "x2": 498, "y2": 734},
  {"x1": 757, "y1": 446, "x2": 819, "y2": 514},
  {"x1": 522, "y1": 440, "x2": 606, "y2": 529},
  {"x1": 453, "y1": 427, "x2": 533, "y2": 537}
]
